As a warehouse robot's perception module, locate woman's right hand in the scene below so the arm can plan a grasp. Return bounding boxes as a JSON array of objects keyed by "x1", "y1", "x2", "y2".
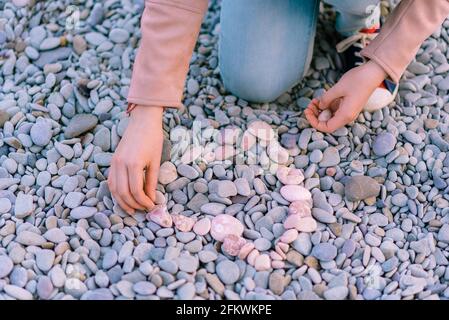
[{"x1": 108, "y1": 105, "x2": 164, "y2": 214}]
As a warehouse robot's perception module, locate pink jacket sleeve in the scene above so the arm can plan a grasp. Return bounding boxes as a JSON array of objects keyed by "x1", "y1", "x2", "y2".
[
  {"x1": 361, "y1": 0, "x2": 449, "y2": 83},
  {"x1": 127, "y1": 0, "x2": 208, "y2": 108}
]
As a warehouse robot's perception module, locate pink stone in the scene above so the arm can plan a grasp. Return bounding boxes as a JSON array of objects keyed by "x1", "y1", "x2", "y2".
[
  {"x1": 277, "y1": 242, "x2": 289, "y2": 253},
  {"x1": 271, "y1": 260, "x2": 285, "y2": 269},
  {"x1": 214, "y1": 145, "x2": 235, "y2": 161},
  {"x1": 247, "y1": 120, "x2": 275, "y2": 142},
  {"x1": 193, "y1": 218, "x2": 211, "y2": 236},
  {"x1": 280, "y1": 185, "x2": 312, "y2": 203},
  {"x1": 210, "y1": 214, "x2": 244, "y2": 242},
  {"x1": 280, "y1": 229, "x2": 298, "y2": 244},
  {"x1": 146, "y1": 205, "x2": 172, "y2": 227},
  {"x1": 222, "y1": 234, "x2": 246, "y2": 256},
  {"x1": 284, "y1": 214, "x2": 317, "y2": 233},
  {"x1": 247, "y1": 249, "x2": 260, "y2": 266},
  {"x1": 172, "y1": 214, "x2": 195, "y2": 232},
  {"x1": 276, "y1": 166, "x2": 304, "y2": 185},
  {"x1": 238, "y1": 243, "x2": 255, "y2": 260},
  {"x1": 318, "y1": 109, "x2": 332, "y2": 122},
  {"x1": 241, "y1": 130, "x2": 257, "y2": 151},
  {"x1": 326, "y1": 167, "x2": 336, "y2": 177},
  {"x1": 275, "y1": 245, "x2": 287, "y2": 259},
  {"x1": 270, "y1": 251, "x2": 283, "y2": 261},
  {"x1": 296, "y1": 217, "x2": 317, "y2": 233},
  {"x1": 254, "y1": 254, "x2": 271, "y2": 271},
  {"x1": 288, "y1": 201, "x2": 312, "y2": 217}
]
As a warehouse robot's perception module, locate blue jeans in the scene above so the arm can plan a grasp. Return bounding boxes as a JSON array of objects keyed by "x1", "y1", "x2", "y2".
[{"x1": 219, "y1": 0, "x2": 381, "y2": 103}]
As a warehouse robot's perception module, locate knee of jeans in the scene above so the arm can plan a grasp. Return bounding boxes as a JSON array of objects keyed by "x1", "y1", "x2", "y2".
[{"x1": 221, "y1": 68, "x2": 294, "y2": 103}]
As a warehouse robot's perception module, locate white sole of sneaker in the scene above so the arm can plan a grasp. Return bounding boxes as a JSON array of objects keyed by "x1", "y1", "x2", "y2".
[{"x1": 363, "y1": 84, "x2": 398, "y2": 112}]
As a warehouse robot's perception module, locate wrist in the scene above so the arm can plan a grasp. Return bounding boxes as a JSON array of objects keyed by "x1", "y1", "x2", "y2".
[
  {"x1": 129, "y1": 104, "x2": 163, "y2": 126},
  {"x1": 364, "y1": 60, "x2": 388, "y2": 83}
]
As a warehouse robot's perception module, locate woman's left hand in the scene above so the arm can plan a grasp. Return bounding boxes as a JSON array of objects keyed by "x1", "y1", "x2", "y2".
[{"x1": 305, "y1": 60, "x2": 387, "y2": 133}]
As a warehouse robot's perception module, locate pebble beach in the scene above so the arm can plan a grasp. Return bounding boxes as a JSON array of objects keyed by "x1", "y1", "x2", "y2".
[{"x1": 1, "y1": 0, "x2": 449, "y2": 300}]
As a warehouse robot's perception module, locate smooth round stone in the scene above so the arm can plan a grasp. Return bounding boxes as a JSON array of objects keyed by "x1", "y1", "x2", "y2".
[
  {"x1": 187, "y1": 78, "x2": 200, "y2": 95},
  {"x1": 284, "y1": 215, "x2": 317, "y2": 233},
  {"x1": 64, "y1": 278, "x2": 88, "y2": 298},
  {"x1": 238, "y1": 243, "x2": 255, "y2": 260},
  {"x1": 311, "y1": 243, "x2": 337, "y2": 262},
  {"x1": 70, "y1": 206, "x2": 97, "y2": 220},
  {"x1": 36, "y1": 249, "x2": 55, "y2": 272},
  {"x1": 37, "y1": 276, "x2": 54, "y2": 299},
  {"x1": 391, "y1": 193, "x2": 408, "y2": 207},
  {"x1": 0, "y1": 198, "x2": 12, "y2": 213},
  {"x1": 177, "y1": 283, "x2": 196, "y2": 300},
  {"x1": 210, "y1": 215, "x2": 244, "y2": 242},
  {"x1": 102, "y1": 250, "x2": 118, "y2": 269},
  {"x1": 3, "y1": 285, "x2": 33, "y2": 300},
  {"x1": 319, "y1": 147, "x2": 340, "y2": 167},
  {"x1": 109, "y1": 28, "x2": 130, "y2": 43},
  {"x1": 30, "y1": 121, "x2": 52, "y2": 146},
  {"x1": 344, "y1": 176, "x2": 381, "y2": 201},
  {"x1": 247, "y1": 120, "x2": 275, "y2": 141},
  {"x1": 254, "y1": 254, "x2": 271, "y2": 271},
  {"x1": 15, "y1": 231, "x2": 46, "y2": 246},
  {"x1": 402, "y1": 130, "x2": 423, "y2": 144},
  {"x1": 158, "y1": 161, "x2": 178, "y2": 185},
  {"x1": 10, "y1": 267, "x2": 28, "y2": 287},
  {"x1": 280, "y1": 185, "x2": 312, "y2": 202},
  {"x1": 280, "y1": 229, "x2": 299, "y2": 243},
  {"x1": 0, "y1": 255, "x2": 14, "y2": 278},
  {"x1": 133, "y1": 281, "x2": 156, "y2": 295},
  {"x1": 12, "y1": 0, "x2": 30, "y2": 7},
  {"x1": 324, "y1": 286, "x2": 348, "y2": 300},
  {"x1": 372, "y1": 132, "x2": 396, "y2": 156},
  {"x1": 276, "y1": 166, "x2": 304, "y2": 185},
  {"x1": 14, "y1": 193, "x2": 34, "y2": 219},
  {"x1": 177, "y1": 164, "x2": 199, "y2": 179},
  {"x1": 216, "y1": 260, "x2": 240, "y2": 285},
  {"x1": 254, "y1": 238, "x2": 272, "y2": 252},
  {"x1": 193, "y1": 218, "x2": 211, "y2": 236},
  {"x1": 216, "y1": 180, "x2": 237, "y2": 198},
  {"x1": 318, "y1": 109, "x2": 332, "y2": 122},
  {"x1": 64, "y1": 114, "x2": 98, "y2": 139},
  {"x1": 177, "y1": 255, "x2": 199, "y2": 273}
]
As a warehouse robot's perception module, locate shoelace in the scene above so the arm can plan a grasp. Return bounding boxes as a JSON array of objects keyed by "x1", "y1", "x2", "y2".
[{"x1": 336, "y1": 32, "x2": 378, "y2": 54}]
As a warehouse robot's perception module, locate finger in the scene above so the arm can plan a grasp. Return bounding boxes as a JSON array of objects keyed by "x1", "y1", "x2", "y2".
[
  {"x1": 144, "y1": 163, "x2": 160, "y2": 203},
  {"x1": 305, "y1": 105, "x2": 320, "y2": 129},
  {"x1": 128, "y1": 165, "x2": 155, "y2": 210},
  {"x1": 116, "y1": 163, "x2": 144, "y2": 211},
  {"x1": 321, "y1": 97, "x2": 358, "y2": 133},
  {"x1": 109, "y1": 165, "x2": 135, "y2": 214},
  {"x1": 319, "y1": 86, "x2": 344, "y2": 110}
]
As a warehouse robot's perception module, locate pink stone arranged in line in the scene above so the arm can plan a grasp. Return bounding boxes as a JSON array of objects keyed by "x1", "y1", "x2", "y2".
[
  {"x1": 288, "y1": 201, "x2": 312, "y2": 217},
  {"x1": 283, "y1": 215, "x2": 317, "y2": 233},
  {"x1": 172, "y1": 214, "x2": 195, "y2": 232},
  {"x1": 247, "y1": 249, "x2": 260, "y2": 266},
  {"x1": 280, "y1": 229, "x2": 298, "y2": 244},
  {"x1": 276, "y1": 166, "x2": 304, "y2": 185},
  {"x1": 238, "y1": 242, "x2": 255, "y2": 260},
  {"x1": 210, "y1": 214, "x2": 244, "y2": 242},
  {"x1": 280, "y1": 185, "x2": 312, "y2": 203},
  {"x1": 254, "y1": 254, "x2": 271, "y2": 271},
  {"x1": 272, "y1": 260, "x2": 285, "y2": 269},
  {"x1": 193, "y1": 217, "x2": 211, "y2": 236},
  {"x1": 146, "y1": 205, "x2": 172, "y2": 228},
  {"x1": 222, "y1": 234, "x2": 246, "y2": 256}
]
